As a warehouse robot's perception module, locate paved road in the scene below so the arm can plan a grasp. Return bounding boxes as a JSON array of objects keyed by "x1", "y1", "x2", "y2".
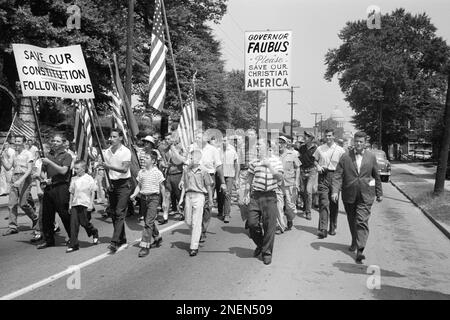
[{"x1": 0, "y1": 182, "x2": 449, "y2": 300}]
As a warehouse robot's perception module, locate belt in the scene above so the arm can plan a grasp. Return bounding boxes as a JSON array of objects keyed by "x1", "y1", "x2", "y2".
[
  {"x1": 44, "y1": 181, "x2": 68, "y2": 190},
  {"x1": 141, "y1": 193, "x2": 159, "y2": 197},
  {"x1": 252, "y1": 190, "x2": 276, "y2": 195}
]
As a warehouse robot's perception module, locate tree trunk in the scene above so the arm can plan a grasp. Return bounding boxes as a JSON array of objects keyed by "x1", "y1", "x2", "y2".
[{"x1": 434, "y1": 73, "x2": 450, "y2": 195}]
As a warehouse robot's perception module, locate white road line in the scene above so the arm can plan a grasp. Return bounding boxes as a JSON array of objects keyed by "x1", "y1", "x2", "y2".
[{"x1": 0, "y1": 221, "x2": 185, "y2": 300}]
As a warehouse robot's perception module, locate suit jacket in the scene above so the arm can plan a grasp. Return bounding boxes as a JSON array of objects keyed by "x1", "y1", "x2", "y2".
[{"x1": 332, "y1": 149, "x2": 382, "y2": 204}]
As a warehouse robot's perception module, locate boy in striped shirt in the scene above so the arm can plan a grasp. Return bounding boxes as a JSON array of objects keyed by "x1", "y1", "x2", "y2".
[
  {"x1": 243, "y1": 139, "x2": 283, "y2": 265},
  {"x1": 130, "y1": 151, "x2": 165, "y2": 257}
]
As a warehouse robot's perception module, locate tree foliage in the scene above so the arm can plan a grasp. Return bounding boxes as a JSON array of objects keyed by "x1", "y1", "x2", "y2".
[{"x1": 324, "y1": 8, "x2": 450, "y2": 151}]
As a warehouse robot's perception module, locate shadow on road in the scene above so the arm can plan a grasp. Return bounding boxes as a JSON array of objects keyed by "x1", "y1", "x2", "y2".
[
  {"x1": 221, "y1": 226, "x2": 247, "y2": 235},
  {"x1": 171, "y1": 228, "x2": 190, "y2": 236},
  {"x1": 310, "y1": 242, "x2": 354, "y2": 259},
  {"x1": 332, "y1": 262, "x2": 405, "y2": 278},
  {"x1": 372, "y1": 284, "x2": 450, "y2": 300},
  {"x1": 294, "y1": 225, "x2": 317, "y2": 236},
  {"x1": 228, "y1": 246, "x2": 255, "y2": 259},
  {"x1": 170, "y1": 241, "x2": 190, "y2": 252}
]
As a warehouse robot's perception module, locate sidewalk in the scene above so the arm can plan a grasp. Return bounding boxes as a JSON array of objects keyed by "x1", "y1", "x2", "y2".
[{"x1": 390, "y1": 162, "x2": 450, "y2": 238}]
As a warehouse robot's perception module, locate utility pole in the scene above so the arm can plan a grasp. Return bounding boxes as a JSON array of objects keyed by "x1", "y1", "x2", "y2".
[
  {"x1": 288, "y1": 86, "x2": 300, "y2": 138},
  {"x1": 256, "y1": 91, "x2": 260, "y2": 134},
  {"x1": 125, "y1": 0, "x2": 134, "y2": 101},
  {"x1": 320, "y1": 114, "x2": 323, "y2": 139},
  {"x1": 311, "y1": 112, "x2": 322, "y2": 139}
]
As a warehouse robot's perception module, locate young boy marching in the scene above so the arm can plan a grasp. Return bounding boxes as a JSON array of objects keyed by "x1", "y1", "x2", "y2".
[
  {"x1": 67, "y1": 160, "x2": 99, "y2": 253},
  {"x1": 178, "y1": 149, "x2": 213, "y2": 257},
  {"x1": 130, "y1": 151, "x2": 164, "y2": 258}
]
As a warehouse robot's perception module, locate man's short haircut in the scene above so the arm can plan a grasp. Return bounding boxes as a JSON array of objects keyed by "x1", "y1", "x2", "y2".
[
  {"x1": 14, "y1": 135, "x2": 26, "y2": 143},
  {"x1": 354, "y1": 131, "x2": 367, "y2": 140},
  {"x1": 111, "y1": 129, "x2": 124, "y2": 137},
  {"x1": 324, "y1": 128, "x2": 334, "y2": 135},
  {"x1": 53, "y1": 133, "x2": 66, "y2": 142},
  {"x1": 74, "y1": 159, "x2": 87, "y2": 169}
]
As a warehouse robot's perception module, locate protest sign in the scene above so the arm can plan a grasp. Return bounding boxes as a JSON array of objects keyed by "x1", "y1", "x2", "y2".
[
  {"x1": 245, "y1": 30, "x2": 292, "y2": 91},
  {"x1": 12, "y1": 44, "x2": 94, "y2": 99}
]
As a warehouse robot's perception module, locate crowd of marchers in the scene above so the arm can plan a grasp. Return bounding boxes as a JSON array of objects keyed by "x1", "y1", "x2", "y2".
[{"x1": 0, "y1": 127, "x2": 382, "y2": 265}]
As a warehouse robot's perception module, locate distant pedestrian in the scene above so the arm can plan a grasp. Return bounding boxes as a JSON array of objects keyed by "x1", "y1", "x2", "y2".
[
  {"x1": 313, "y1": 129, "x2": 346, "y2": 238},
  {"x1": 130, "y1": 151, "x2": 164, "y2": 258},
  {"x1": 178, "y1": 149, "x2": 213, "y2": 257},
  {"x1": 332, "y1": 131, "x2": 383, "y2": 263},
  {"x1": 67, "y1": 160, "x2": 99, "y2": 253}
]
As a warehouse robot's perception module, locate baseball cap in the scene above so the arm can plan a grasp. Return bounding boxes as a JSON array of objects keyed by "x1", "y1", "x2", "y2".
[
  {"x1": 304, "y1": 131, "x2": 314, "y2": 138},
  {"x1": 142, "y1": 135, "x2": 156, "y2": 144},
  {"x1": 279, "y1": 136, "x2": 290, "y2": 143}
]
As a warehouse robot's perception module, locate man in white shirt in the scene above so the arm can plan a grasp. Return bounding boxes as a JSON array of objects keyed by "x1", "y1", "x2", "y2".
[
  {"x1": 217, "y1": 137, "x2": 239, "y2": 223},
  {"x1": 313, "y1": 128, "x2": 346, "y2": 238},
  {"x1": 99, "y1": 129, "x2": 132, "y2": 254},
  {"x1": 200, "y1": 134, "x2": 226, "y2": 242},
  {"x1": 1, "y1": 135, "x2": 38, "y2": 235}
]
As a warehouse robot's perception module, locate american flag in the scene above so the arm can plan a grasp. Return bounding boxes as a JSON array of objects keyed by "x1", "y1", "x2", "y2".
[
  {"x1": 148, "y1": 0, "x2": 166, "y2": 110},
  {"x1": 74, "y1": 100, "x2": 93, "y2": 162},
  {"x1": 177, "y1": 87, "x2": 198, "y2": 152},
  {"x1": 10, "y1": 114, "x2": 34, "y2": 140}
]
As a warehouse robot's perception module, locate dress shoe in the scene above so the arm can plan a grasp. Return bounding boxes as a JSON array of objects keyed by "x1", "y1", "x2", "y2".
[
  {"x1": 66, "y1": 246, "x2": 79, "y2": 253},
  {"x1": 199, "y1": 234, "x2": 206, "y2": 243},
  {"x1": 189, "y1": 249, "x2": 198, "y2": 256},
  {"x1": 305, "y1": 213, "x2": 312, "y2": 220},
  {"x1": 30, "y1": 233, "x2": 42, "y2": 243},
  {"x1": 328, "y1": 228, "x2": 336, "y2": 236},
  {"x1": 37, "y1": 242, "x2": 55, "y2": 249},
  {"x1": 318, "y1": 230, "x2": 328, "y2": 239},
  {"x1": 158, "y1": 219, "x2": 168, "y2": 225},
  {"x1": 356, "y1": 250, "x2": 366, "y2": 263},
  {"x1": 262, "y1": 255, "x2": 272, "y2": 265},
  {"x1": 138, "y1": 248, "x2": 150, "y2": 257},
  {"x1": 107, "y1": 244, "x2": 118, "y2": 254},
  {"x1": 3, "y1": 229, "x2": 18, "y2": 236},
  {"x1": 178, "y1": 214, "x2": 185, "y2": 221},
  {"x1": 286, "y1": 220, "x2": 293, "y2": 231},
  {"x1": 253, "y1": 247, "x2": 262, "y2": 257},
  {"x1": 151, "y1": 236, "x2": 163, "y2": 248},
  {"x1": 348, "y1": 244, "x2": 357, "y2": 252},
  {"x1": 223, "y1": 216, "x2": 230, "y2": 223}
]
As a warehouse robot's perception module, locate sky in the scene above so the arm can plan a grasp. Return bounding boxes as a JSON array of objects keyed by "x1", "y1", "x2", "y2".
[{"x1": 209, "y1": 0, "x2": 450, "y2": 132}]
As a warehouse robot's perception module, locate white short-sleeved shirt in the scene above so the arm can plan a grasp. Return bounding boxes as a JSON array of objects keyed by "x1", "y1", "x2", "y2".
[
  {"x1": 313, "y1": 143, "x2": 346, "y2": 171},
  {"x1": 137, "y1": 167, "x2": 165, "y2": 194},
  {"x1": 103, "y1": 144, "x2": 131, "y2": 180},
  {"x1": 13, "y1": 149, "x2": 34, "y2": 174},
  {"x1": 70, "y1": 174, "x2": 96, "y2": 208},
  {"x1": 220, "y1": 144, "x2": 238, "y2": 178},
  {"x1": 200, "y1": 143, "x2": 222, "y2": 174}
]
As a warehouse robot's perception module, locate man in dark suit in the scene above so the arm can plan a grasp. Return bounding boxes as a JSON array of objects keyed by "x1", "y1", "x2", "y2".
[{"x1": 332, "y1": 131, "x2": 382, "y2": 263}]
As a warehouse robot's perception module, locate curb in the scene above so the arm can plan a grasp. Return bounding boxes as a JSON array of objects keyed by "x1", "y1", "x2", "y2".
[{"x1": 390, "y1": 180, "x2": 450, "y2": 241}]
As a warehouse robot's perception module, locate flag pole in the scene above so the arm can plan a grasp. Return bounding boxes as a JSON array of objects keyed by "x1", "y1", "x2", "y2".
[
  {"x1": 30, "y1": 97, "x2": 45, "y2": 157},
  {"x1": 89, "y1": 99, "x2": 108, "y2": 148},
  {"x1": 83, "y1": 99, "x2": 112, "y2": 187},
  {"x1": 160, "y1": 0, "x2": 183, "y2": 108}
]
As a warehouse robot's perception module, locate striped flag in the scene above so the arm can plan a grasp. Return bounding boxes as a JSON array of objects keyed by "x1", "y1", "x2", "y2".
[
  {"x1": 107, "y1": 88, "x2": 129, "y2": 145},
  {"x1": 177, "y1": 86, "x2": 198, "y2": 152},
  {"x1": 74, "y1": 100, "x2": 93, "y2": 162},
  {"x1": 10, "y1": 115, "x2": 34, "y2": 139},
  {"x1": 148, "y1": 0, "x2": 166, "y2": 111}
]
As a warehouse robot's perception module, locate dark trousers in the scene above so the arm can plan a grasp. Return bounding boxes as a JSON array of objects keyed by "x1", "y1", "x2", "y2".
[
  {"x1": 318, "y1": 171, "x2": 339, "y2": 232},
  {"x1": 70, "y1": 205, "x2": 98, "y2": 248},
  {"x1": 108, "y1": 178, "x2": 132, "y2": 246},
  {"x1": 202, "y1": 173, "x2": 216, "y2": 235},
  {"x1": 140, "y1": 194, "x2": 160, "y2": 248},
  {"x1": 247, "y1": 191, "x2": 278, "y2": 257},
  {"x1": 343, "y1": 194, "x2": 372, "y2": 250},
  {"x1": 42, "y1": 183, "x2": 71, "y2": 244},
  {"x1": 167, "y1": 172, "x2": 182, "y2": 212},
  {"x1": 216, "y1": 175, "x2": 234, "y2": 217}
]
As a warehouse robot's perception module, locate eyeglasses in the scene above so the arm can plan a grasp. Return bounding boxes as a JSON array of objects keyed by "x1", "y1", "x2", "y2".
[{"x1": 51, "y1": 140, "x2": 62, "y2": 143}]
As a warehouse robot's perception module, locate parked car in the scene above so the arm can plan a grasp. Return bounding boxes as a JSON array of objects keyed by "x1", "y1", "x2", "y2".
[
  {"x1": 372, "y1": 150, "x2": 391, "y2": 182},
  {"x1": 410, "y1": 149, "x2": 432, "y2": 160}
]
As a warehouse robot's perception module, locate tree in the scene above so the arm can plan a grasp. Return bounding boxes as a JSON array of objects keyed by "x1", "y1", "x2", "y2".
[
  {"x1": 222, "y1": 70, "x2": 262, "y2": 130},
  {"x1": 324, "y1": 9, "x2": 450, "y2": 154},
  {"x1": 317, "y1": 117, "x2": 344, "y2": 139}
]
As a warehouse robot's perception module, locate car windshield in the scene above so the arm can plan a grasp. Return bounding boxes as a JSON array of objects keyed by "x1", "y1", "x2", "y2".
[{"x1": 373, "y1": 151, "x2": 386, "y2": 160}]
